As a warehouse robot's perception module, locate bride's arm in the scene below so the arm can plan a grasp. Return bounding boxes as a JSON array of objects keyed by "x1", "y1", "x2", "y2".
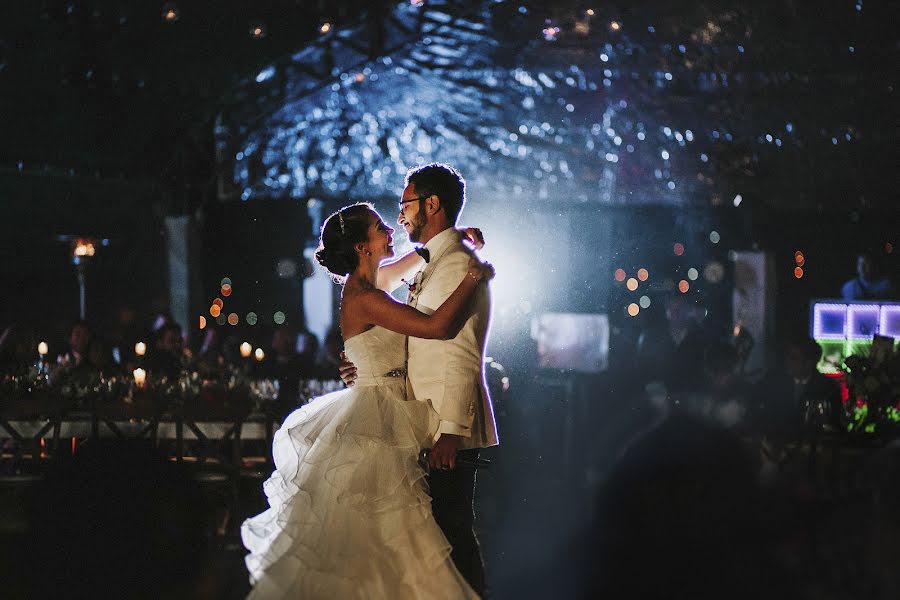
[
  {"x1": 376, "y1": 250, "x2": 425, "y2": 293},
  {"x1": 376, "y1": 227, "x2": 485, "y2": 292},
  {"x1": 362, "y1": 259, "x2": 493, "y2": 339}
]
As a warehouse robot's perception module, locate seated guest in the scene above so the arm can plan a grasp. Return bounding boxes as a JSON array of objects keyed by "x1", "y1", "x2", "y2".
[
  {"x1": 841, "y1": 252, "x2": 895, "y2": 300},
  {"x1": 754, "y1": 336, "x2": 842, "y2": 436},
  {"x1": 57, "y1": 319, "x2": 93, "y2": 370},
  {"x1": 145, "y1": 321, "x2": 186, "y2": 380},
  {"x1": 87, "y1": 335, "x2": 120, "y2": 375}
]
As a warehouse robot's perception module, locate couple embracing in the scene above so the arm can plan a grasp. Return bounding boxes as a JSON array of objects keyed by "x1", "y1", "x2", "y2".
[{"x1": 242, "y1": 163, "x2": 499, "y2": 599}]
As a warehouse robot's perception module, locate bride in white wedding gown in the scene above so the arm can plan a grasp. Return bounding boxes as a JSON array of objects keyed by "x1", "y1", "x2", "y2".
[{"x1": 241, "y1": 203, "x2": 492, "y2": 599}]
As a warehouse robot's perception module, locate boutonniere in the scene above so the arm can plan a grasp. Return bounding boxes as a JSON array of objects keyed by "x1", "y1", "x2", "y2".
[{"x1": 402, "y1": 270, "x2": 424, "y2": 294}]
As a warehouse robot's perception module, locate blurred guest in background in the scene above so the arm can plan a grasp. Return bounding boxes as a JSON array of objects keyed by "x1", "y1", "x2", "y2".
[
  {"x1": 0, "y1": 323, "x2": 38, "y2": 375},
  {"x1": 57, "y1": 320, "x2": 93, "y2": 371},
  {"x1": 636, "y1": 294, "x2": 708, "y2": 393},
  {"x1": 753, "y1": 336, "x2": 842, "y2": 436},
  {"x1": 256, "y1": 327, "x2": 316, "y2": 420},
  {"x1": 316, "y1": 327, "x2": 345, "y2": 380},
  {"x1": 675, "y1": 341, "x2": 750, "y2": 430},
  {"x1": 841, "y1": 252, "x2": 895, "y2": 300},
  {"x1": 145, "y1": 321, "x2": 186, "y2": 380}
]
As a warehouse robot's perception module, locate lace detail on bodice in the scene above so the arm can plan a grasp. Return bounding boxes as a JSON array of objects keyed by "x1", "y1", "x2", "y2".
[{"x1": 343, "y1": 327, "x2": 407, "y2": 387}]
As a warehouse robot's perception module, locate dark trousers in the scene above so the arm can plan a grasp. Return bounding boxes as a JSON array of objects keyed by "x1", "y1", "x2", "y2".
[{"x1": 427, "y1": 448, "x2": 486, "y2": 597}]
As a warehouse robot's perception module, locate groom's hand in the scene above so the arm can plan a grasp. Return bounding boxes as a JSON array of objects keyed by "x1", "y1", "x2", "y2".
[
  {"x1": 429, "y1": 433, "x2": 461, "y2": 470},
  {"x1": 338, "y1": 352, "x2": 357, "y2": 387}
]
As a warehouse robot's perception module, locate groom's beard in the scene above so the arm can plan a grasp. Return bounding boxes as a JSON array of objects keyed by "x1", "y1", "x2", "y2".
[{"x1": 407, "y1": 211, "x2": 427, "y2": 243}]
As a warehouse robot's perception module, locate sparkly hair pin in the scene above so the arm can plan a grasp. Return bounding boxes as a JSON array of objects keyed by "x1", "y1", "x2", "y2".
[{"x1": 338, "y1": 210, "x2": 346, "y2": 234}]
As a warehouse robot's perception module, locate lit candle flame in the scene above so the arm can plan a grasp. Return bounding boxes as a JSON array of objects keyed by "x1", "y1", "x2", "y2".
[
  {"x1": 254, "y1": 348, "x2": 265, "y2": 362},
  {"x1": 38, "y1": 341, "x2": 48, "y2": 356},
  {"x1": 133, "y1": 367, "x2": 146, "y2": 388},
  {"x1": 135, "y1": 341, "x2": 146, "y2": 356},
  {"x1": 240, "y1": 342, "x2": 252, "y2": 358}
]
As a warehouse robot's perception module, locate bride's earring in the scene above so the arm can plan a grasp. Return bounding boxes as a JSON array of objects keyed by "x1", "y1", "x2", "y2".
[{"x1": 365, "y1": 249, "x2": 372, "y2": 256}]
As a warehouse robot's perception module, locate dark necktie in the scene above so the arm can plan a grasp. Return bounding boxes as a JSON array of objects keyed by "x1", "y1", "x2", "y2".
[{"x1": 414, "y1": 246, "x2": 430, "y2": 263}]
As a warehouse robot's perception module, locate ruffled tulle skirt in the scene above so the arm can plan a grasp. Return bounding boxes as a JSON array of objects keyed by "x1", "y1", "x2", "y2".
[{"x1": 241, "y1": 381, "x2": 478, "y2": 599}]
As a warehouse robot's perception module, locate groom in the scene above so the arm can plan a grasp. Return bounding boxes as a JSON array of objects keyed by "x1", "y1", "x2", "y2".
[{"x1": 344, "y1": 163, "x2": 498, "y2": 595}]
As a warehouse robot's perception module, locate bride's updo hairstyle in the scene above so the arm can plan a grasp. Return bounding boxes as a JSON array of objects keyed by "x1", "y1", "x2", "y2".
[{"x1": 314, "y1": 202, "x2": 374, "y2": 283}]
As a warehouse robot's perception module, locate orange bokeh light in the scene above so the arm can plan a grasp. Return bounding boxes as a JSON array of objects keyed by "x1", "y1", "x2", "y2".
[
  {"x1": 673, "y1": 243, "x2": 685, "y2": 256},
  {"x1": 627, "y1": 303, "x2": 639, "y2": 317},
  {"x1": 199, "y1": 316, "x2": 207, "y2": 329},
  {"x1": 637, "y1": 268, "x2": 649, "y2": 281},
  {"x1": 626, "y1": 277, "x2": 639, "y2": 291},
  {"x1": 794, "y1": 267, "x2": 804, "y2": 279},
  {"x1": 221, "y1": 284, "x2": 232, "y2": 297},
  {"x1": 210, "y1": 304, "x2": 221, "y2": 318},
  {"x1": 678, "y1": 280, "x2": 690, "y2": 293},
  {"x1": 227, "y1": 313, "x2": 239, "y2": 326},
  {"x1": 212, "y1": 298, "x2": 224, "y2": 309},
  {"x1": 614, "y1": 268, "x2": 626, "y2": 282}
]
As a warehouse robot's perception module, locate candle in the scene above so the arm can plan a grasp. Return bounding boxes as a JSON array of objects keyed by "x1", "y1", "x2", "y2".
[
  {"x1": 254, "y1": 348, "x2": 265, "y2": 362},
  {"x1": 133, "y1": 367, "x2": 146, "y2": 388},
  {"x1": 240, "y1": 342, "x2": 252, "y2": 358},
  {"x1": 38, "y1": 341, "x2": 48, "y2": 356},
  {"x1": 135, "y1": 341, "x2": 147, "y2": 356}
]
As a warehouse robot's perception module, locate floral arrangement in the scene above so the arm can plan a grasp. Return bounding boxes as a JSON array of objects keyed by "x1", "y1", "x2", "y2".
[{"x1": 842, "y1": 335, "x2": 900, "y2": 435}]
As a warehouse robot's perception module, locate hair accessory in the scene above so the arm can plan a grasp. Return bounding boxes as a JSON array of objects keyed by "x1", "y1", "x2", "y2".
[{"x1": 338, "y1": 210, "x2": 346, "y2": 234}]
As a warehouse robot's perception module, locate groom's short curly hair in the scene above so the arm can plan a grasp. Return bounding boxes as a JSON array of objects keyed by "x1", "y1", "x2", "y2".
[{"x1": 405, "y1": 163, "x2": 466, "y2": 224}]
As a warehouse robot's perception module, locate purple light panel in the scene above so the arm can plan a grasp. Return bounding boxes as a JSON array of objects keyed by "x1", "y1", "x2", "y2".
[
  {"x1": 847, "y1": 304, "x2": 880, "y2": 340},
  {"x1": 880, "y1": 305, "x2": 900, "y2": 340},
  {"x1": 813, "y1": 303, "x2": 847, "y2": 340}
]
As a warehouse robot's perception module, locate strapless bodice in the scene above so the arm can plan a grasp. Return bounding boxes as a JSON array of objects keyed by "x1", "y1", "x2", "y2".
[{"x1": 343, "y1": 326, "x2": 407, "y2": 387}]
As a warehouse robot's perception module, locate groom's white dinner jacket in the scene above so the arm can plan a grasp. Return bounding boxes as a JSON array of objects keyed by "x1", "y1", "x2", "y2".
[{"x1": 406, "y1": 227, "x2": 499, "y2": 449}]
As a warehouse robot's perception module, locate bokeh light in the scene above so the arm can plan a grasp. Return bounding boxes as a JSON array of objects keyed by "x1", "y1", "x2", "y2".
[
  {"x1": 637, "y1": 268, "x2": 649, "y2": 281},
  {"x1": 626, "y1": 303, "x2": 639, "y2": 316},
  {"x1": 639, "y1": 295, "x2": 651, "y2": 309},
  {"x1": 199, "y1": 316, "x2": 206, "y2": 330},
  {"x1": 274, "y1": 311, "x2": 286, "y2": 325},
  {"x1": 246, "y1": 312, "x2": 258, "y2": 326},
  {"x1": 626, "y1": 277, "x2": 638, "y2": 291},
  {"x1": 794, "y1": 251, "x2": 805, "y2": 266},
  {"x1": 215, "y1": 314, "x2": 227, "y2": 326},
  {"x1": 687, "y1": 267, "x2": 699, "y2": 281},
  {"x1": 709, "y1": 231, "x2": 721, "y2": 244},
  {"x1": 254, "y1": 348, "x2": 265, "y2": 361},
  {"x1": 212, "y1": 298, "x2": 224, "y2": 309},
  {"x1": 209, "y1": 304, "x2": 221, "y2": 318},
  {"x1": 703, "y1": 261, "x2": 725, "y2": 283},
  {"x1": 227, "y1": 312, "x2": 239, "y2": 326},
  {"x1": 678, "y1": 279, "x2": 690, "y2": 293},
  {"x1": 220, "y1": 277, "x2": 232, "y2": 287},
  {"x1": 673, "y1": 243, "x2": 685, "y2": 256},
  {"x1": 221, "y1": 283, "x2": 233, "y2": 297},
  {"x1": 794, "y1": 266, "x2": 804, "y2": 279},
  {"x1": 886, "y1": 242, "x2": 894, "y2": 254},
  {"x1": 614, "y1": 268, "x2": 626, "y2": 282}
]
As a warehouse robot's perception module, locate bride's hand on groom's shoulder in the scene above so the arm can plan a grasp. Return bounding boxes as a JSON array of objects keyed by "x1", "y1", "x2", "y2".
[
  {"x1": 467, "y1": 258, "x2": 496, "y2": 283},
  {"x1": 459, "y1": 227, "x2": 485, "y2": 250}
]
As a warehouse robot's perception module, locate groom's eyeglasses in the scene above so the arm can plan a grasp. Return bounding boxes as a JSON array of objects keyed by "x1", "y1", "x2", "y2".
[{"x1": 398, "y1": 195, "x2": 430, "y2": 214}]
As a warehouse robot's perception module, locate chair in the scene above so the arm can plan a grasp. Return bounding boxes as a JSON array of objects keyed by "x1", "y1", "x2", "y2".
[{"x1": 0, "y1": 390, "x2": 69, "y2": 462}]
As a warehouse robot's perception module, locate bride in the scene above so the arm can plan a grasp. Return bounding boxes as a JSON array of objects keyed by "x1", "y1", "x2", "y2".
[{"x1": 241, "y1": 202, "x2": 493, "y2": 599}]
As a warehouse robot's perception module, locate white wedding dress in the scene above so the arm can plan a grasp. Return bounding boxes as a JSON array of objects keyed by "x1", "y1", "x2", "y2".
[{"x1": 241, "y1": 326, "x2": 479, "y2": 599}]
